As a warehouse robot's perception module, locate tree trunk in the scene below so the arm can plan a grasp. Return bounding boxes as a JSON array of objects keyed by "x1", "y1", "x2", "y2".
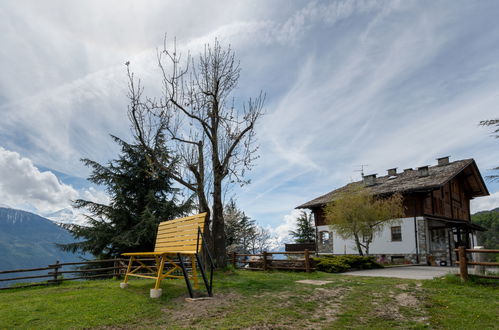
[
  {"x1": 211, "y1": 176, "x2": 227, "y2": 268},
  {"x1": 353, "y1": 233, "x2": 364, "y2": 256}
]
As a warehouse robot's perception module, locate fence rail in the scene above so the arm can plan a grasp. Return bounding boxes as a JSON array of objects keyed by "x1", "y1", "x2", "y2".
[
  {"x1": 230, "y1": 250, "x2": 314, "y2": 272},
  {"x1": 455, "y1": 247, "x2": 499, "y2": 281},
  {"x1": 0, "y1": 258, "x2": 128, "y2": 290}
]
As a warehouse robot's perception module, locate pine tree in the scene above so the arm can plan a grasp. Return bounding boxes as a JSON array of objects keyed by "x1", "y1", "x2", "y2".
[
  {"x1": 224, "y1": 199, "x2": 257, "y2": 254},
  {"x1": 289, "y1": 211, "x2": 316, "y2": 243},
  {"x1": 59, "y1": 134, "x2": 192, "y2": 259}
]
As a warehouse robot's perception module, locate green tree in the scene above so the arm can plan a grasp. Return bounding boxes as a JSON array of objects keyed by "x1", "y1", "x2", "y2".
[
  {"x1": 224, "y1": 199, "x2": 256, "y2": 254},
  {"x1": 59, "y1": 134, "x2": 192, "y2": 259},
  {"x1": 480, "y1": 119, "x2": 499, "y2": 181},
  {"x1": 289, "y1": 211, "x2": 315, "y2": 243},
  {"x1": 324, "y1": 184, "x2": 405, "y2": 255},
  {"x1": 472, "y1": 208, "x2": 499, "y2": 248},
  {"x1": 472, "y1": 208, "x2": 499, "y2": 262}
]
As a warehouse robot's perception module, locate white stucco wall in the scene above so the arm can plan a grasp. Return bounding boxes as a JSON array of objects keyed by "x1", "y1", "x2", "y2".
[{"x1": 317, "y1": 217, "x2": 423, "y2": 255}]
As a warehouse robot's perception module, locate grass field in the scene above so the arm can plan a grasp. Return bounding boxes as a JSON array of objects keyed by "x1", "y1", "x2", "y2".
[{"x1": 0, "y1": 270, "x2": 497, "y2": 329}]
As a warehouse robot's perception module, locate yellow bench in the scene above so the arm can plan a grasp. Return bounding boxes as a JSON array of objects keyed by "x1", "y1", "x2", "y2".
[{"x1": 120, "y1": 213, "x2": 213, "y2": 298}]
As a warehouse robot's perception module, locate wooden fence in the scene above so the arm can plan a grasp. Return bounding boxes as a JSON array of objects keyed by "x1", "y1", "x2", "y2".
[
  {"x1": 0, "y1": 259, "x2": 128, "y2": 290},
  {"x1": 230, "y1": 250, "x2": 314, "y2": 272},
  {"x1": 455, "y1": 246, "x2": 499, "y2": 281}
]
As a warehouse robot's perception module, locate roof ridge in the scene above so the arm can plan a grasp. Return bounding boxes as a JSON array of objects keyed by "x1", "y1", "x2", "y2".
[{"x1": 296, "y1": 158, "x2": 485, "y2": 209}]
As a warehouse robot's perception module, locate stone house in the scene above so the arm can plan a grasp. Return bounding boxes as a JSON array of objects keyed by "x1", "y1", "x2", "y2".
[{"x1": 296, "y1": 157, "x2": 489, "y2": 265}]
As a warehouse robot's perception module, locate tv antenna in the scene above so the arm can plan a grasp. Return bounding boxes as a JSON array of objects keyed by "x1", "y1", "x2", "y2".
[{"x1": 354, "y1": 164, "x2": 368, "y2": 178}]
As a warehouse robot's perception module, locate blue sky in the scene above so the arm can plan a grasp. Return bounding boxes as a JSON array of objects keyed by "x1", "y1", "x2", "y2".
[{"x1": 0, "y1": 0, "x2": 498, "y2": 241}]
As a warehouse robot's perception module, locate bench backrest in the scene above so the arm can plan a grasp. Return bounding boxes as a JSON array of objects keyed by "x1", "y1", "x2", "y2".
[{"x1": 154, "y1": 213, "x2": 207, "y2": 254}]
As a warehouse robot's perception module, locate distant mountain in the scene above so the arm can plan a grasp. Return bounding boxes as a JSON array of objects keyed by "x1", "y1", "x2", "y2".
[
  {"x1": 43, "y1": 207, "x2": 87, "y2": 225},
  {"x1": 473, "y1": 207, "x2": 499, "y2": 216},
  {"x1": 0, "y1": 207, "x2": 87, "y2": 271}
]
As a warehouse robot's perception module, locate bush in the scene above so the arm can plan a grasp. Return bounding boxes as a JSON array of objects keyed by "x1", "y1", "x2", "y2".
[{"x1": 312, "y1": 255, "x2": 383, "y2": 273}]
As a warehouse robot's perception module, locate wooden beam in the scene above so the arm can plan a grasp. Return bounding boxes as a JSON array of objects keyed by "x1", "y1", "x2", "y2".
[{"x1": 458, "y1": 246, "x2": 468, "y2": 281}]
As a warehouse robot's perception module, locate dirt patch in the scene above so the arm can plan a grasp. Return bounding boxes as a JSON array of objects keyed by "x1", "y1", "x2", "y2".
[
  {"x1": 304, "y1": 287, "x2": 350, "y2": 326},
  {"x1": 249, "y1": 285, "x2": 350, "y2": 328},
  {"x1": 395, "y1": 283, "x2": 409, "y2": 290},
  {"x1": 370, "y1": 286, "x2": 428, "y2": 324},
  {"x1": 395, "y1": 292, "x2": 419, "y2": 307},
  {"x1": 373, "y1": 302, "x2": 405, "y2": 321},
  {"x1": 296, "y1": 280, "x2": 333, "y2": 285},
  {"x1": 164, "y1": 291, "x2": 242, "y2": 325}
]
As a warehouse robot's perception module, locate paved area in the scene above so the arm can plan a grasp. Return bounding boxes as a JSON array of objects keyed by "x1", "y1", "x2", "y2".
[{"x1": 341, "y1": 266, "x2": 458, "y2": 280}]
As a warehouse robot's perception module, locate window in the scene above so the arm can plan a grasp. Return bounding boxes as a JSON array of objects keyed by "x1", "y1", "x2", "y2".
[
  {"x1": 430, "y1": 228, "x2": 447, "y2": 250},
  {"x1": 362, "y1": 233, "x2": 372, "y2": 243},
  {"x1": 391, "y1": 256, "x2": 405, "y2": 264},
  {"x1": 391, "y1": 226, "x2": 402, "y2": 241},
  {"x1": 320, "y1": 231, "x2": 330, "y2": 245}
]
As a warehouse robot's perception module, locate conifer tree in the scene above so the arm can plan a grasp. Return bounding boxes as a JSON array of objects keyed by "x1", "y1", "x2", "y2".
[
  {"x1": 224, "y1": 199, "x2": 256, "y2": 254},
  {"x1": 289, "y1": 211, "x2": 316, "y2": 243},
  {"x1": 59, "y1": 133, "x2": 192, "y2": 259}
]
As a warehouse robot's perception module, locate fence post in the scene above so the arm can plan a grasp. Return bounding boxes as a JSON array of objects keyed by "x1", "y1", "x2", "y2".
[
  {"x1": 458, "y1": 246, "x2": 468, "y2": 281},
  {"x1": 232, "y1": 252, "x2": 237, "y2": 269},
  {"x1": 113, "y1": 259, "x2": 119, "y2": 278},
  {"x1": 262, "y1": 251, "x2": 268, "y2": 271},
  {"x1": 52, "y1": 260, "x2": 60, "y2": 284},
  {"x1": 304, "y1": 249, "x2": 310, "y2": 273},
  {"x1": 473, "y1": 246, "x2": 485, "y2": 275}
]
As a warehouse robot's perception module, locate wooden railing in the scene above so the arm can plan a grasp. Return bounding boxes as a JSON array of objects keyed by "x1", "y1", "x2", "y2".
[
  {"x1": 0, "y1": 259, "x2": 128, "y2": 290},
  {"x1": 230, "y1": 250, "x2": 314, "y2": 272},
  {"x1": 455, "y1": 247, "x2": 499, "y2": 281}
]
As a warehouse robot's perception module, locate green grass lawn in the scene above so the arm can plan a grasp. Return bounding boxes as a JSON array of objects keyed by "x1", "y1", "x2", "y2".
[{"x1": 0, "y1": 270, "x2": 497, "y2": 329}]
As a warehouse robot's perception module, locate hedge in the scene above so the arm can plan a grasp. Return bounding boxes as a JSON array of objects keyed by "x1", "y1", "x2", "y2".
[{"x1": 312, "y1": 255, "x2": 383, "y2": 273}]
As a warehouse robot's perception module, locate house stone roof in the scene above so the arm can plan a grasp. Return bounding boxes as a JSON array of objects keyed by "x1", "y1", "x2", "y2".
[{"x1": 296, "y1": 158, "x2": 489, "y2": 209}]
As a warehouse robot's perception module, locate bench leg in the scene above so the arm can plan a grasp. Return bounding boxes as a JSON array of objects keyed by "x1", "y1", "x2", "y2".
[
  {"x1": 191, "y1": 255, "x2": 199, "y2": 289},
  {"x1": 150, "y1": 256, "x2": 165, "y2": 298},
  {"x1": 178, "y1": 253, "x2": 194, "y2": 298},
  {"x1": 195, "y1": 253, "x2": 213, "y2": 297},
  {"x1": 121, "y1": 256, "x2": 134, "y2": 288},
  {"x1": 154, "y1": 256, "x2": 166, "y2": 290}
]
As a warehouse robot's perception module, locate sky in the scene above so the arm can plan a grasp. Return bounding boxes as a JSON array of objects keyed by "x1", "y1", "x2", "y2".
[{"x1": 0, "y1": 0, "x2": 498, "y2": 243}]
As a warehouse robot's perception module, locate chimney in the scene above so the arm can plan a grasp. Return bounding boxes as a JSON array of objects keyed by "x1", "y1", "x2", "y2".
[
  {"x1": 403, "y1": 168, "x2": 413, "y2": 174},
  {"x1": 363, "y1": 174, "x2": 377, "y2": 186},
  {"x1": 387, "y1": 168, "x2": 397, "y2": 176},
  {"x1": 418, "y1": 166, "x2": 429, "y2": 177},
  {"x1": 437, "y1": 156, "x2": 450, "y2": 166}
]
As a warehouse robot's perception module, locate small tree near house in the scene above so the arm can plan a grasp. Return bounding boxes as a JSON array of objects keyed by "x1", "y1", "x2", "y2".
[
  {"x1": 289, "y1": 211, "x2": 315, "y2": 243},
  {"x1": 324, "y1": 184, "x2": 405, "y2": 256}
]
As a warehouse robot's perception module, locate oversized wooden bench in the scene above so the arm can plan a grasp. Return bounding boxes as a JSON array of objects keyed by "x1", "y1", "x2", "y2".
[{"x1": 120, "y1": 213, "x2": 213, "y2": 298}]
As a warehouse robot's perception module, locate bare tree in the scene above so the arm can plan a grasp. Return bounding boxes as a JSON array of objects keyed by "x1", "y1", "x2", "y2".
[
  {"x1": 480, "y1": 119, "x2": 499, "y2": 181},
  {"x1": 126, "y1": 38, "x2": 265, "y2": 267},
  {"x1": 249, "y1": 226, "x2": 274, "y2": 254}
]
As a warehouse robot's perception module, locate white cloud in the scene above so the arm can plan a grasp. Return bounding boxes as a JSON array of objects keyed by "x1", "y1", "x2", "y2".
[
  {"x1": 0, "y1": 147, "x2": 112, "y2": 222},
  {"x1": 0, "y1": 147, "x2": 79, "y2": 213},
  {"x1": 1, "y1": 0, "x2": 499, "y2": 234},
  {"x1": 269, "y1": 209, "x2": 304, "y2": 245},
  {"x1": 471, "y1": 192, "x2": 499, "y2": 213}
]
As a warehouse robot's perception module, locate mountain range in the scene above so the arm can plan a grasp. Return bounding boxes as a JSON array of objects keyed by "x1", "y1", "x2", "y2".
[{"x1": 0, "y1": 206, "x2": 86, "y2": 271}]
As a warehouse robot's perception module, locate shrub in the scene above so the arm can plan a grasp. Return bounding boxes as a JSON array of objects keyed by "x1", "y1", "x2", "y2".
[{"x1": 312, "y1": 255, "x2": 383, "y2": 273}]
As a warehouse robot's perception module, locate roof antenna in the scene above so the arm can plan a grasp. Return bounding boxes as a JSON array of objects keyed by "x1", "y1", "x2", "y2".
[{"x1": 354, "y1": 164, "x2": 368, "y2": 179}]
